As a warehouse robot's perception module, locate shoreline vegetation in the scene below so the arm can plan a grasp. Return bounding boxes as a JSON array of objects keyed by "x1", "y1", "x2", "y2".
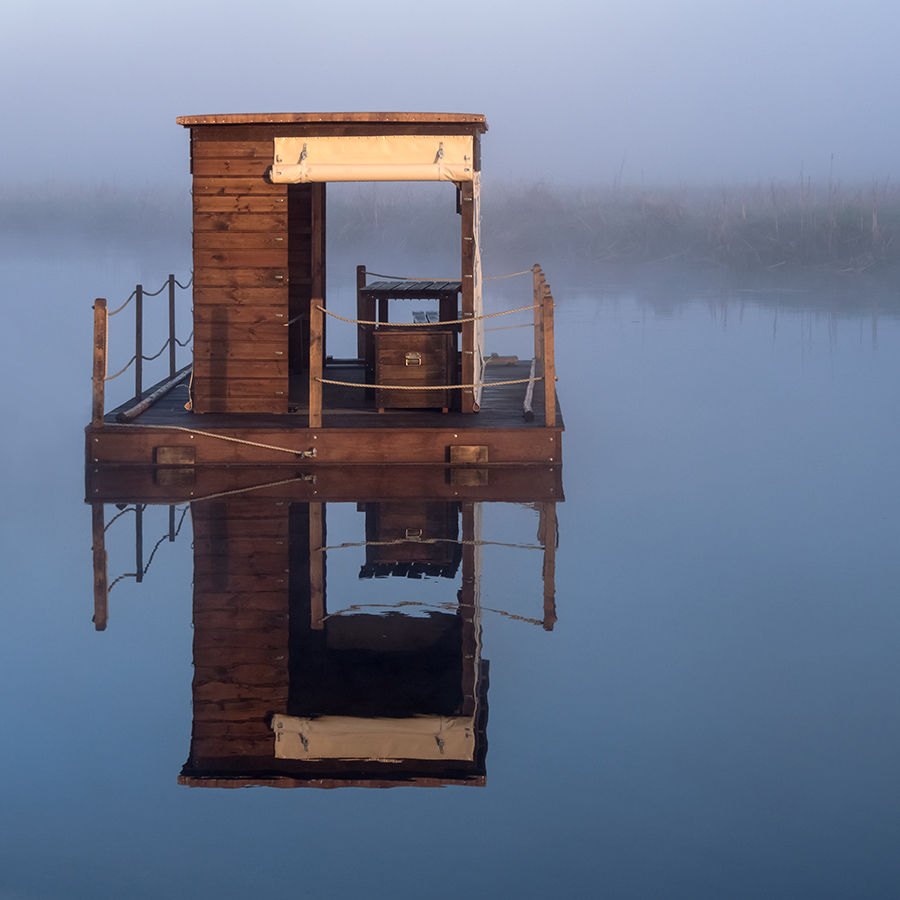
[{"x1": 2, "y1": 179, "x2": 899, "y2": 273}]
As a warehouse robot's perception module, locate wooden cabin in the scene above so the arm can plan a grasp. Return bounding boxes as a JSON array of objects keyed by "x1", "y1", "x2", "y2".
[{"x1": 87, "y1": 112, "x2": 562, "y2": 469}]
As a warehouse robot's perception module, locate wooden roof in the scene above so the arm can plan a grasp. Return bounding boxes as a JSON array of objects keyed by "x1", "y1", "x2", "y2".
[{"x1": 176, "y1": 112, "x2": 488, "y2": 131}]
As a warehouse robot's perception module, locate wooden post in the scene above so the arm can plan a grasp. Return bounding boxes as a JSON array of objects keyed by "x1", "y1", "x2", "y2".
[
  {"x1": 309, "y1": 502, "x2": 325, "y2": 630},
  {"x1": 356, "y1": 264, "x2": 368, "y2": 359},
  {"x1": 309, "y1": 297, "x2": 323, "y2": 427},
  {"x1": 542, "y1": 281, "x2": 556, "y2": 428},
  {"x1": 168, "y1": 274, "x2": 176, "y2": 378},
  {"x1": 134, "y1": 284, "x2": 143, "y2": 403},
  {"x1": 533, "y1": 264, "x2": 543, "y2": 362},
  {"x1": 91, "y1": 503, "x2": 108, "y2": 631},
  {"x1": 92, "y1": 298, "x2": 107, "y2": 428},
  {"x1": 538, "y1": 502, "x2": 558, "y2": 631}
]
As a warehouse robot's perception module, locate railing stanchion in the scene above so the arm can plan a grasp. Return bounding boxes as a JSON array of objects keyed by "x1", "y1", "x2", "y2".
[
  {"x1": 168, "y1": 274, "x2": 176, "y2": 378},
  {"x1": 533, "y1": 264, "x2": 543, "y2": 362},
  {"x1": 134, "y1": 283, "x2": 143, "y2": 402},
  {"x1": 92, "y1": 298, "x2": 107, "y2": 428}
]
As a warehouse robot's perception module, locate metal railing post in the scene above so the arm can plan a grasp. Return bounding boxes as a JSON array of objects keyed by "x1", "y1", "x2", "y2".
[
  {"x1": 168, "y1": 274, "x2": 176, "y2": 378},
  {"x1": 134, "y1": 284, "x2": 143, "y2": 402}
]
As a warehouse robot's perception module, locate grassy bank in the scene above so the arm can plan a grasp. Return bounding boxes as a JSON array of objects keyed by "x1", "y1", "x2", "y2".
[{"x1": 2, "y1": 179, "x2": 898, "y2": 272}]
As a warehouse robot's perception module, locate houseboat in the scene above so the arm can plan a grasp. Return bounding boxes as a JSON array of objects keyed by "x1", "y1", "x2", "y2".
[{"x1": 85, "y1": 112, "x2": 563, "y2": 478}]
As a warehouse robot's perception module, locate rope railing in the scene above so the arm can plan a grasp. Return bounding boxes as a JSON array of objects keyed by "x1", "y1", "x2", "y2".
[
  {"x1": 93, "y1": 273, "x2": 193, "y2": 426},
  {"x1": 316, "y1": 375, "x2": 540, "y2": 390}
]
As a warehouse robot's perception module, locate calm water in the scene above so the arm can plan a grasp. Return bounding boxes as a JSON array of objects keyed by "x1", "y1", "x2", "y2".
[{"x1": 1, "y1": 239, "x2": 899, "y2": 899}]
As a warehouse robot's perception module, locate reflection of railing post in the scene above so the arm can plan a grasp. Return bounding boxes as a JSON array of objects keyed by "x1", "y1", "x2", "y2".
[
  {"x1": 135, "y1": 504, "x2": 144, "y2": 584},
  {"x1": 168, "y1": 274, "x2": 176, "y2": 378},
  {"x1": 91, "y1": 503, "x2": 108, "y2": 631},
  {"x1": 92, "y1": 298, "x2": 107, "y2": 428},
  {"x1": 538, "y1": 502, "x2": 558, "y2": 631},
  {"x1": 168, "y1": 504, "x2": 176, "y2": 542},
  {"x1": 309, "y1": 297, "x2": 323, "y2": 427},
  {"x1": 134, "y1": 284, "x2": 143, "y2": 403},
  {"x1": 309, "y1": 502, "x2": 325, "y2": 629}
]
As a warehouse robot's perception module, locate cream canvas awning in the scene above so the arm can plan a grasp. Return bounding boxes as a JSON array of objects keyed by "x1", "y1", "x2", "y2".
[
  {"x1": 270, "y1": 135, "x2": 475, "y2": 183},
  {"x1": 271, "y1": 713, "x2": 476, "y2": 761}
]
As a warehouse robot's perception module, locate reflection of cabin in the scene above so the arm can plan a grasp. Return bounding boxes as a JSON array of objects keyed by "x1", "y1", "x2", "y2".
[{"x1": 179, "y1": 496, "x2": 489, "y2": 788}]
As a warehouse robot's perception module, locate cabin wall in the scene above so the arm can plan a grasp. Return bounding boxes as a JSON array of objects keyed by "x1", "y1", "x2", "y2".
[{"x1": 188, "y1": 497, "x2": 290, "y2": 762}]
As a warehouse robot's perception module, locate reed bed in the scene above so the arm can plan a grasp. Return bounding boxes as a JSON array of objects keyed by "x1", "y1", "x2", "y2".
[{"x1": 2, "y1": 178, "x2": 898, "y2": 272}]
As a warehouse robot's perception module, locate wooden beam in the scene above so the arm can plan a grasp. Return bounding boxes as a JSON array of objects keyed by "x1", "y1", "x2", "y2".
[
  {"x1": 309, "y1": 297, "x2": 323, "y2": 427},
  {"x1": 91, "y1": 503, "x2": 108, "y2": 631}
]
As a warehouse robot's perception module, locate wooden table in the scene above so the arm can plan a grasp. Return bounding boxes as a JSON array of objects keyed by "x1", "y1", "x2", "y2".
[{"x1": 357, "y1": 280, "x2": 462, "y2": 385}]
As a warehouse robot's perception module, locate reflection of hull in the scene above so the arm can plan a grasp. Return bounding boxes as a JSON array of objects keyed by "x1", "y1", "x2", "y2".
[{"x1": 85, "y1": 463, "x2": 563, "y2": 505}]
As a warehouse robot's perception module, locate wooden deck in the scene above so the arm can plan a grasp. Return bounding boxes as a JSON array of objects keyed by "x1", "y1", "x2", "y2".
[{"x1": 87, "y1": 359, "x2": 563, "y2": 469}]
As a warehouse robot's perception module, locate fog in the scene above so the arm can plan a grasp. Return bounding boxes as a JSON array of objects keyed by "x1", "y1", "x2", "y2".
[{"x1": 1, "y1": 0, "x2": 898, "y2": 187}]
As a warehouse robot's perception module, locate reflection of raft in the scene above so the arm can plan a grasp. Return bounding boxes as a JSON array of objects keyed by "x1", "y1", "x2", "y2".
[{"x1": 86, "y1": 112, "x2": 562, "y2": 469}]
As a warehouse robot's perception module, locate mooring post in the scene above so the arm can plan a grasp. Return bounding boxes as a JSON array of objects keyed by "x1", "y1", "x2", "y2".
[
  {"x1": 91, "y1": 503, "x2": 109, "y2": 631},
  {"x1": 168, "y1": 274, "x2": 176, "y2": 378},
  {"x1": 135, "y1": 503, "x2": 144, "y2": 584},
  {"x1": 92, "y1": 298, "x2": 108, "y2": 428},
  {"x1": 134, "y1": 283, "x2": 143, "y2": 403}
]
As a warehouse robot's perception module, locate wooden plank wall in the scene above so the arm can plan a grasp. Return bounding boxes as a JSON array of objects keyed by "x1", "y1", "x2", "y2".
[
  {"x1": 191, "y1": 134, "x2": 317, "y2": 413},
  {"x1": 188, "y1": 497, "x2": 290, "y2": 762}
]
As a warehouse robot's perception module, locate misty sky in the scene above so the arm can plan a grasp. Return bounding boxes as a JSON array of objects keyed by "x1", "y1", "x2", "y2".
[{"x1": 1, "y1": 0, "x2": 897, "y2": 187}]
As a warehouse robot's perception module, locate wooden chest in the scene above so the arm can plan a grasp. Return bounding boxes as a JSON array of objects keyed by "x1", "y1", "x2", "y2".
[{"x1": 375, "y1": 328, "x2": 454, "y2": 412}]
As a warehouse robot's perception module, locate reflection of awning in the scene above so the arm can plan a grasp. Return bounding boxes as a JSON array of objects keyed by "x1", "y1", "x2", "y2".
[
  {"x1": 271, "y1": 135, "x2": 475, "y2": 183},
  {"x1": 271, "y1": 713, "x2": 476, "y2": 761}
]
